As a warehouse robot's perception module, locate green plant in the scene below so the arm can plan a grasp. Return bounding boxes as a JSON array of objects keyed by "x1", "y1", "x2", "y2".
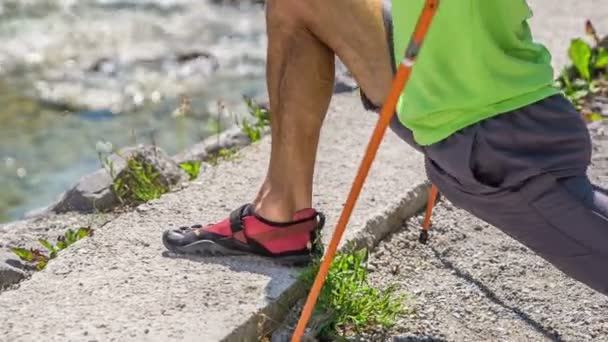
[
  {"x1": 179, "y1": 160, "x2": 202, "y2": 180},
  {"x1": 97, "y1": 145, "x2": 168, "y2": 205},
  {"x1": 584, "y1": 112, "x2": 604, "y2": 123},
  {"x1": 567, "y1": 38, "x2": 608, "y2": 82},
  {"x1": 569, "y1": 38, "x2": 594, "y2": 81},
  {"x1": 239, "y1": 97, "x2": 270, "y2": 143},
  {"x1": 299, "y1": 249, "x2": 406, "y2": 338},
  {"x1": 556, "y1": 39, "x2": 604, "y2": 106},
  {"x1": 12, "y1": 227, "x2": 94, "y2": 270},
  {"x1": 112, "y1": 157, "x2": 169, "y2": 205},
  {"x1": 206, "y1": 148, "x2": 238, "y2": 166},
  {"x1": 556, "y1": 22, "x2": 608, "y2": 111}
]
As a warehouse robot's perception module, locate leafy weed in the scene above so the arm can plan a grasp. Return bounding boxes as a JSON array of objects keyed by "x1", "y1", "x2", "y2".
[
  {"x1": 556, "y1": 20, "x2": 608, "y2": 120},
  {"x1": 12, "y1": 227, "x2": 94, "y2": 270}
]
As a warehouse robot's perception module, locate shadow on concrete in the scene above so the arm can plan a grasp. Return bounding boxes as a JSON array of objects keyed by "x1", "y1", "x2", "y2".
[
  {"x1": 429, "y1": 247, "x2": 564, "y2": 342},
  {"x1": 161, "y1": 250, "x2": 306, "y2": 339}
]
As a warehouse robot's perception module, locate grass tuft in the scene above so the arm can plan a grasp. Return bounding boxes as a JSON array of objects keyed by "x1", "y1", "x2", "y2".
[
  {"x1": 206, "y1": 147, "x2": 238, "y2": 166},
  {"x1": 299, "y1": 248, "x2": 407, "y2": 339},
  {"x1": 111, "y1": 157, "x2": 169, "y2": 205},
  {"x1": 179, "y1": 160, "x2": 202, "y2": 180}
]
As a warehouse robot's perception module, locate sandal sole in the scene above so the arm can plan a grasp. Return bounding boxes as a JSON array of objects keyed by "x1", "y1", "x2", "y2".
[{"x1": 162, "y1": 236, "x2": 315, "y2": 267}]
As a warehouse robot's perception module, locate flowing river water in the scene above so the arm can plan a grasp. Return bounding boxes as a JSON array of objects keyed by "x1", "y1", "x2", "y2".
[{"x1": 0, "y1": 0, "x2": 268, "y2": 222}]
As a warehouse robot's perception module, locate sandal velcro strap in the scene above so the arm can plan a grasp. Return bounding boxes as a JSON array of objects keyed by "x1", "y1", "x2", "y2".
[
  {"x1": 316, "y1": 212, "x2": 326, "y2": 231},
  {"x1": 229, "y1": 204, "x2": 249, "y2": 235},
  {"x1": 226, "y1": 204, "x2": 326, "y2": 252}
]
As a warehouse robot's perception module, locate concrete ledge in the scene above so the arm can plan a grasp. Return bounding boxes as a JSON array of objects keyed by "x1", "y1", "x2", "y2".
[{"x1": 0, "y1": 93, "x2": 429, "y2": 341}]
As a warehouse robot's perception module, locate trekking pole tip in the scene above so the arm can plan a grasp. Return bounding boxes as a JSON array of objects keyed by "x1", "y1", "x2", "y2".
[{"x1": 418, "y1": 229, "x2": 429, "y2": 244}]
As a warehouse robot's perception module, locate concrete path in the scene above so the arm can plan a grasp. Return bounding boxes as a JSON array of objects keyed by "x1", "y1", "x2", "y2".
[{"x1": 0, "y1": 93, "x2": 428, "y2": 342}]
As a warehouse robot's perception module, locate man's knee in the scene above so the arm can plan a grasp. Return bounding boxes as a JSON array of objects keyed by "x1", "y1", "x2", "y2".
[
  {"x1": 559, "y1": 176, "x2": 608, "y2": 219},
  {"x1": 558, "y1": 176, "x2": 594, "y2": 207}
]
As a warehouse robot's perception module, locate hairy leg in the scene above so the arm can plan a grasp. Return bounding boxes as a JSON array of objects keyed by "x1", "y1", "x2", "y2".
[{"x1": 254, "y1": 0, "x2": 394, "y2": 221}]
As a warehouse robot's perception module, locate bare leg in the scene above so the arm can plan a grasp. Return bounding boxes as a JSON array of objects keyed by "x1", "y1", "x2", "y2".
[{"x1": 253, "y1": 0, "x2": 394, "y2": 221}]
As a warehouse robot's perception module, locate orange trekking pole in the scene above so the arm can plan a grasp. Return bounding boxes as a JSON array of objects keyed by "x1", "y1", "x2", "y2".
[
  {"x1": 419, "y1": 184, "x2": 439, "y2": 244},
  {"x1": 291, "y1": 1, "x2": 441, "y2": 340}
]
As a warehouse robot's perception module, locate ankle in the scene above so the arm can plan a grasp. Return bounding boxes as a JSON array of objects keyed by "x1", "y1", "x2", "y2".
[
  {"x1": 253, "y1": 192, "x2": 313, "y2": 222},
  {"x1": 252, "y1": 199, "x2": 295, "y2": 222},
  {"x1": 252, "y1": 178, "x2": 313, "y2": 222}
]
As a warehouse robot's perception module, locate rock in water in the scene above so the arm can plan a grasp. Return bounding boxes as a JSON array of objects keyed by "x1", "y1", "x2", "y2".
[{"x1": 50, "y1": 168, "x2": 117, "y2": 214}]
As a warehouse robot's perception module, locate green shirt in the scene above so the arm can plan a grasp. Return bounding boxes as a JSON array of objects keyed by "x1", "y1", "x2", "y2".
[{"x1": 392, "y1": 0, "x2": 560, "y2": 146}]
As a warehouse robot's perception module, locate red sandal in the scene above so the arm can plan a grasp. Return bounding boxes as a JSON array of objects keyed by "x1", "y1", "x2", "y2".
[{"x1": 162, "y1": 204, "x2": 325, "y2": 266}]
